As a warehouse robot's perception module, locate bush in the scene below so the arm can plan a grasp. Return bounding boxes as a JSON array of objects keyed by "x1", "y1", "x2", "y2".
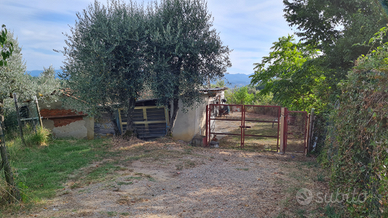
[
  {"x1": 25, "y1": 127, "x2": 50, "y2": 146},
  {"x1": 321, "y1": 31, "x2": 388, "y2": 217}
]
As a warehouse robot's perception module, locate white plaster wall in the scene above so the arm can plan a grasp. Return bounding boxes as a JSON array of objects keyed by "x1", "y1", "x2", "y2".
[
  {"x1": 52, "y1": 120, "x2": 88, "y2": 139},
  {"x1": 172, "y1": 99, "x2": 197, "y2": 141}
]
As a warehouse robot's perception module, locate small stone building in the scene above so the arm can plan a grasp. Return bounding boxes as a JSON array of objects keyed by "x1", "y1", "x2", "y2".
[{"x1": 39, "y1": 100, "x2": 94, "y2": 140}]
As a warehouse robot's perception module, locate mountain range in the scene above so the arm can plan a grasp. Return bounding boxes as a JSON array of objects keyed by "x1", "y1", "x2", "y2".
[{"x1": 27, "y1": 70, "x2": 253, "y2": 88}]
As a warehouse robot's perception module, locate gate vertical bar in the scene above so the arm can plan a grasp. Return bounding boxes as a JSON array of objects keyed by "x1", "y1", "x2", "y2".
[
  {"x1": 284, "y1": 108, "x2": 288, "y2": 153},
  {"x1": 304, "y1": 112, "x2": 308, "y2": 155},
  {"x1": 205, "y1": 105, "x2": 209, "y2": 146},
  {"x1": 276, "y1": 107, "x2": 280, "y2": 151},
  {"x1": 240, "y1": 105, "x2": 244, "y2": 148}
]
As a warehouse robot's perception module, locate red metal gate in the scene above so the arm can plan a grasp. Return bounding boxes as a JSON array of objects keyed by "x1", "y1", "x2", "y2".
[
  {"x1": 283, "y1": 108, "x2": 309, "y2": 153},
  {"x1": 206, "y1": 104, "x2": 281, "y2": 151}
]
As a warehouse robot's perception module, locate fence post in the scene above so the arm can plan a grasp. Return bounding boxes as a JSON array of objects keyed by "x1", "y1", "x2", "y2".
[
  {"x1": 13, "y1": 93, "x2": 26, "y2": 146},
  {"x1": 0, "y1": 118, "x2": 21, "y2": 202},
  {"x1": 279, "y1": 107, "x2": 286, "y2": 154},
  {"x1": 33, "y1": 96, "x2": 43, "y2": 128},
  {"x1": 307, "y1": 108, "x2": 315, "y2": 153}
]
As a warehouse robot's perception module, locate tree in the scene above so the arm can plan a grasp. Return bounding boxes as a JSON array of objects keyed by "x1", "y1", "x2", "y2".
[
  {"x1": 283, "y1": 0, "x2": 388, "y2": 97},
  {"x1": 61, "y1": 0, "x2": 150, "y2": 136},
  {"x1": 0, "y1": 31, "x2": 31, "y2": 114},
  {"x1": 211, "y1": 79, "x2": 229, "y2": 88},
  {"x1": 225, "y1": 86, "x2": 255, "y2": 105},
  {"x1": 0, "y1": 30, "x2": 22, "y2": 202},
  {"x1": 0, "y1": 25, "x2": 13, "y2": 67},
  {"x1": 147, "y1": 0, "x2": 231, "y2": 133},
  {"x1": 250, "y1": 35, "x2": 325, "y2": 111}
]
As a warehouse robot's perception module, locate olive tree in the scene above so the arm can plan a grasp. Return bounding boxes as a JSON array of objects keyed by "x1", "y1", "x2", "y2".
[
  {"x1": 62, "y1": 0, "x2": 150, "y2": 135},
  {"x1": 147, "y1": 0, "x2": 231, "y2": 133}
]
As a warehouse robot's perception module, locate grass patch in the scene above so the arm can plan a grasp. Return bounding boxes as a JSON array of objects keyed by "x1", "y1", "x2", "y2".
[
  {"x1": 117, "y1": 181, "x2": 133, "y2": 185},
  {"x1": 2, "y1": 138, "x2": 113, "y2": 202}
]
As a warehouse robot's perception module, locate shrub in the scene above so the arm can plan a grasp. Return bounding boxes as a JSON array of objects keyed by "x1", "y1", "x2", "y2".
[{"x1": 322, "y1": 29, "x2": 388, "y2": 217}]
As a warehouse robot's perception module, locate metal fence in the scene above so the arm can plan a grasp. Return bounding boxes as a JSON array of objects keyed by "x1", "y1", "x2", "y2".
[{"x1": 2, "y1": 95, "x2": 42, "y2": 142}]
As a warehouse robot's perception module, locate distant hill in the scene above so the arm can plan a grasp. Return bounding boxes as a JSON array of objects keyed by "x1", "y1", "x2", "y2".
[
  {"x1": 27, "y1": 70, "x2": 253, "y2": 88},
  {"x1": 223, "y1": 73, "x2": 253, "y2": 88}
]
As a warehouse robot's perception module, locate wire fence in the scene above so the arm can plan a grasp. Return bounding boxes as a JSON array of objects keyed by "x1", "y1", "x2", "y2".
[{"x1": 2, "y1": 95, "x2": 42, "y2": 142}]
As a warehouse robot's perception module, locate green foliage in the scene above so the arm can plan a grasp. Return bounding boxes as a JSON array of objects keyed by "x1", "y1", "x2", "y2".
[
  {"x1": 250, "y1": 35, "x2": 325, "y2": 111},
  {"x1": 0, "y1": 25, "x2": 13, "y2": 67},
  {"x1": 62, "y1": 0, "x2": 231, "y2": 134},
  {"x1": 283, "y1": 0, "x2": 388, "y2": 97},
  {"x1": 0, "y1": 31, "x2": 29, "y2": 103},
  {"x1": 225, "y1": 86, "x2": 254, "y2": 105},
  {"x1": 147, "y1": 0, "x2": 231, "y2": 128},
  {"x1": 211, "y1": 79, "x2": 229, "y2": 88},
  {"x1": 322, "y1": 31, "x2": 388, "y2": 216},
  {"x1": 25, "y1": 127, "x2": 50, "y2": 146},
  {"x1": 1, "y1": 139, "x2": 112, "y2": 202},
  {"x1": 62, "y1": 0, "x2": 149, "y2": 121}
]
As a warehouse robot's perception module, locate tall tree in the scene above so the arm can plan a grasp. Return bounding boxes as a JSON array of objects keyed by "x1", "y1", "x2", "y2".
[
  {"x1": 0, "y1": 31, "x2": 30, "y2": 113},
  {"x1": 250, "y1": 35, "x2": 325, "y2": 111},
  {"x1": 283, "y1": 0, "x2": 388, "y2": 97},
  {"x1": 0, "y1": 25, "x2": 13, "y2": 67},
  {"x1": 0, "y1": 30, "x2": 21, "y2": 202},
  {"x1": 62, "y1": 0, "x2": 149, "y2": 135},
  {"x1": 147, "y1": 0, "x2": 231, "y2": 133}
]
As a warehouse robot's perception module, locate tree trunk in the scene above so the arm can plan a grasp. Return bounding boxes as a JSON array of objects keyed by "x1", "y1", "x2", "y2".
[
  {"x1": 0, "y1": 100, "x2": 21, "y2": 202},
  {"x1": 124, "y1": 97, "x2": 137, "y2": 137},
  {"x1": 106, "y1": 107, "x2": 121, "y2": 136},
  {"x1": 168, "y1": 97, "x2": 179, "y2": 136}
]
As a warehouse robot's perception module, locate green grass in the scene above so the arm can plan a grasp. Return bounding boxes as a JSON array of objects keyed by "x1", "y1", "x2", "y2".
[
  {"x1": 3, "y1": 138, "x2": 114, "y2": 201},
  {"x1": 218, "y1": 122, "x2": 279, "y2": 151}
]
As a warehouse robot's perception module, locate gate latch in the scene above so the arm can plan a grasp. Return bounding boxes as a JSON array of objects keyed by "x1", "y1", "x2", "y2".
[{"x1": 239, "y1": 126, "x2": 251, "y2": 128}]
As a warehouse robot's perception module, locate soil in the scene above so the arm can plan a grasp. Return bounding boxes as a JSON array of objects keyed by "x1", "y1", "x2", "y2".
[{"x1": 12, "y1": 137, "x2": 308, "y2": 218}]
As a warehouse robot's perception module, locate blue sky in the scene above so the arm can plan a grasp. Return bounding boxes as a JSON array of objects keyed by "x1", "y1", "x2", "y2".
[{"x1": 0, "y1": 0, "x2": 294, "y2": 75}]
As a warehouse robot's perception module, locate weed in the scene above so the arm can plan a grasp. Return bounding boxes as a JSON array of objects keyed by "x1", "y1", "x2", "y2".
[
  {"x1": 117, "y1": 181, "x2": 133, "y2": 185},
  {"x1": 296, "y1": 209, "x2": 306, "y2": 218},
  {"x1": 175, "y1": 164, "x2": 183, "y2": 170},
  {"x1": 25, "y1": 127, "x2": 50, "y2": 146},
  {"x1": 317, "y1": 173, "x2": 325, "y2": 182},
  {"x1": 125, "y1": 176, "x2": 142, "y2": 181},
  {"x1": 184, "y1": 160, "x2": 196, "y2": 168},
  {"x1": 121, "y1": 212, "x2": 130, "y2": 216},
  {"x1": 236, "y1": 168, "x2": 249, "y2": 171},
  {"x1": 324, "y1": 204, "x2": 343, "y2": 218},
  {"x1": 107, "y1": 211, "x2": 117, "y2": 216}
]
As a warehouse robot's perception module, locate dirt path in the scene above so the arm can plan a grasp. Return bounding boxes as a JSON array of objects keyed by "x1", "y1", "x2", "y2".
[{"x1": 15, "y1": 138, "x2": 309, "y2": 218}]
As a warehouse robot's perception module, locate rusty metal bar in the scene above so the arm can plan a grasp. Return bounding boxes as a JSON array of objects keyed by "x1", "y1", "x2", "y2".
[
  {"x1": 304, "y1": 112, "x2": 308, "y2": 155},
  {"x1": 277, "y1": 107, "x2": 280, "y2": 151},
  {"x1": 244, "y1": 134, "x2": 278, "y2": 138},
  {"x1": 243, "y1": 105, "x2": 281, "y2": 108},
  {"x1": 284, "y1": 108, "x2": 288, "y2": 152},
  {"x1": 241, "y1": 105, "x2": 244, "y2": 148},
  {"x1": 211, "y1": 133, "x2": 242, "y2": 136},
  {"x1": 210, "y1": 118, "x2": 243, "y2": 121}
]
